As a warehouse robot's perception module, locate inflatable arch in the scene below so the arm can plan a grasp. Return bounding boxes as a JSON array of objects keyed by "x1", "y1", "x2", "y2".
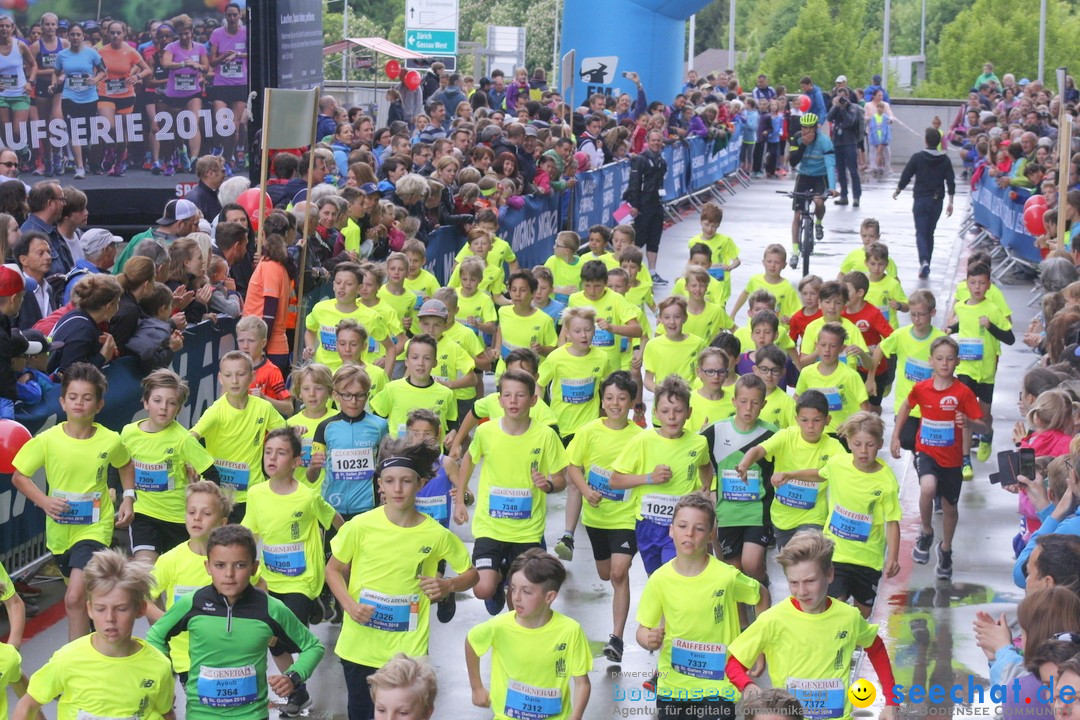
[{"x1": 561, "y1": 0, "x2": 713, "y2": 109}]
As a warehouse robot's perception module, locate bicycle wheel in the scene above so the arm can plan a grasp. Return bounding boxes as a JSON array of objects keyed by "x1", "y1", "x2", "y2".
[{"x1": 801, "y1": 217, "x2": 814, "y2": 276}]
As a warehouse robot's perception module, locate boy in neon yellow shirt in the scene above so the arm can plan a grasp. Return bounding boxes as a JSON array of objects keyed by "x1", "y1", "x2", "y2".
[
  {"x1": 12, "y1": 363, "x2": 135, "y2": 640},
  {"x1": 681, "y1": 266, "x2": 733, "y2": 343},
  {"x1": 612, "y1": 224, "x2": 652, "y2": 297},
  {"x1": 304, "y1": 262, "x2": 395, "y2": 374},
  {"x1": 566, "y1": 260, "x2": 642, "y2": 371},
  {"x1": 244, "y1": 428, "x2": 343, "y2": 715},
  {"x1": 357, "y1": 262, "x2": 406, "y2": 366},
  {"x1": 583, "y1": 224, "x2": 619, "y2": 269},
  {"x1": 817, "y1": 412, "x2": 900, "y2": 618},
  {"x1": 379, "y1": 252, "x2": 422, "y2": 335},
  {"x1": 947, "y1": 261, "x2": 1014, "y2": 463},
  {"x1": 16, "y1": 550, "x2": 174, "y2": 720},
  {"x1": 736, "y1": 390, "x2": 844, "y2": 550},
  {"x1": 495, "y1": 270, "x2": 558, "y2": 375},
  {"x1": 611, "y1": 375, "x2": 713, "y2": 575},
  {"x1": 544, "y1": 231, "x2": 584, "y2": 303},
  {"x1": 734, "y1": 290, "x2": 797, "y2": 358},
  {"x1": 466, "y1": 549, "x2": 591, "y2": 720},
  {"x1": 864, "y1": 242, "x2": 908, "y2": 329},
  {"x1": 636, "y1": 493, "x2": 760, "y2": 715},
  {"x1": 673, "y1": 244, "x2": 727, "y2": 307},
  {"x1": 838, "y1": 217, "x2": 898, "y2": 279},
  {"x1": 190, "y1": 350, "x2": 287, "y2": 521},
  {"x1": 402, "y1": 239, "x2": 440, "y2": 311},
  {"x1": 754, "y1": 344, "x2": 796, "y2": 429},
  {"x1": 643, "y1": 296, "x2": 706, "y2": 390},
  {"x1": 455, "y1": 257, "x2": 499, "y2": 339},
  {"x1": 565, "y1": 370, "x2": 643, "y2": 662},
  {"x1": 334, "y1": 320, "x2": 390, "y2": 396},
  {"x1": 123, "y1": 369, "x2": 218, "y2": 563},
  {"x1": 731, "y1": 243, "x2": 799, "y2": 321},
  {"x1": 726, "y1": 531, "x2": 899, "y2": 720},
  {"x1": 369, "y1": 334, "x2": 459, "y2": 441},
  {"x1": 795, "y1": 323, "x2": 870, "y2": 433},
  {"x1": 436, "y1": 286, "x2": 496, "y2": 401},
  {"x1": 455, "y1": 209, "x2": 519, "y2": 274},
  {"x1": 450, "y1": 232, "x2": 508, "y2": 298},
  {"x1": 687, "y1": 202, "x2": 740, "y2": 303},
  {"x1": 416, "y1": 299, "x2": 480, "y2": 419},
  {"x1": 537, "y1": 307, "x2": 614, "y2": 442},
  {"x1": 799, "y1": 281, "x2": 871, "y2": 371},
  {"x1": 286, "y1": 364, "x2": 334, "y2": 490},
  {"x1": 949, "y1": 249, "x2": 1010, "y2": 324},
  {"x1": 455, "y1": 369, "x2": 569, "y2": 615},
  {"x1": 618, "y1": 245, "x2": 657, "y2": 313}
]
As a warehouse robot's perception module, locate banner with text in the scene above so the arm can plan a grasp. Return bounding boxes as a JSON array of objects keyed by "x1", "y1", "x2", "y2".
[{"x1": 971, "y1": 173, "x2": 1041, "y2": 262}]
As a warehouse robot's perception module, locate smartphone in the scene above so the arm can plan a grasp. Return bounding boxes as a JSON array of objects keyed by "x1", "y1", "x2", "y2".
[
  {"x1": 996, "y1": 450, "x2": 1019, "y2": 487},
  {"x1": 1019, "y1": 447, "x2": 1036, "y2": 480}
]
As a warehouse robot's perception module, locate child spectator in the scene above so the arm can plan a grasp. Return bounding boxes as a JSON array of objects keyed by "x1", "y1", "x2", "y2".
[
  {"x1": 207, "y1": 255, "x2": 242, "y2": 318},
  {"x1": 130, "y1": 282, "x2": 184, "y2": 372},
  {"x1": 242, "y1": 233, "x2": 293, "y2": 373}
]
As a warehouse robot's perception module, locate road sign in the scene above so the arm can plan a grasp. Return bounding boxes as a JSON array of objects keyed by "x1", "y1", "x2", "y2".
[
  {"x1": 404, "y1": 56, "x2": 457, "y2": 72},
  {"x1": 405, "y1": 0, "x2": 458, "y2": 55}
]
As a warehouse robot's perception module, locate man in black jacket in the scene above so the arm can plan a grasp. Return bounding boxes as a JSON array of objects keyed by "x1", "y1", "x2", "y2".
[
  {"x1": 826, "y1": 93, "x2": 862, "y2": 207},
  {"x1": 625, "y1": 130, "x2": 668, "y2": 284},
  {"x1": 894, "y1": 128, "x2": 955, "y2": 279}
]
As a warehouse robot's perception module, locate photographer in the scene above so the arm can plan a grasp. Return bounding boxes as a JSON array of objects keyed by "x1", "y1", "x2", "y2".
[{"x1": 827, "y1": 87, "x2": 862, "y2": 207}]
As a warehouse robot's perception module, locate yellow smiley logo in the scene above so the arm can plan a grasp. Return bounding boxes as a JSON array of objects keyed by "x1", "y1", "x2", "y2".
[{"x1": 848, "y1": 679, "x2": 877, "y2": 708}]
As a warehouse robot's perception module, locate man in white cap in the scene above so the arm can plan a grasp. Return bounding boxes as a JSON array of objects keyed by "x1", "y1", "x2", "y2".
[
  {"x1": 62, "y1": 228, "x2": 123, "y2": 303},
  {"x1": 112, "y1": 198, "x2": 200, "y2": 272}
]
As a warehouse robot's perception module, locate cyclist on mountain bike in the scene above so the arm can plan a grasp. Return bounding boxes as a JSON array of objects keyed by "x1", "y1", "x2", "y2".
[{"x1": 787, "y1": 112, "x2": 838, "y2": 269}]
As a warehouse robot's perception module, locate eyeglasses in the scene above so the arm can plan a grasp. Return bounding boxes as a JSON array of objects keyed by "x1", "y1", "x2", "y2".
[
  {"x1": 334, "y1": 391, "x2": 368, "y2": 402},
  {"x1": 700, "y1": 368, "x2": 729, "y2": 377},
  {"x1": 756, "y1": 365, "x2": 784, "y2": 376},
  {"x1": 0, "y1": 162, "x2": 16, "y2": 168}
]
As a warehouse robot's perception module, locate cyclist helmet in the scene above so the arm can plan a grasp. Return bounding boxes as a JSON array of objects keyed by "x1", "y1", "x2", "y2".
[{"x1": 800, "y1": 113, "x2": 819, "y2": 127}]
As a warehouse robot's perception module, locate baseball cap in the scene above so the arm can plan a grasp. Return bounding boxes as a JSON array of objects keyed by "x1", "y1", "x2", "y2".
[
  {"x1": 19, "y1": 328, "x2": 60, "y2": 355},
  {"x1": 835, "y1": 75, "x2": 847, "y2": 84},
  {"x1": 0, "y1": 265, "x2": 24, "y2": 297},
  {"x1": 480, "y1": 125, "x2": 502, "y2": 142},
  {"x1": 156, "y1": 199, "x2": 199, "y2": 226},
  {"x1": 358, "y1": 182, "x2": 379, "y2": 195},
  {"x1": 1019, "y1": 78, "x2": 1031, "y2": 86},
  {"x1": 80, "y1": 228, "x2": 123, "y2": 257},
  {"x1": 417, "y1": 298, "x2": 448, "y2": 320},
  {"x1": 980, "y1": 111, "x2": 997, "y2": 123},
  {"x1": 523, "y1": 125, "x2": 538, "y2": 138}
]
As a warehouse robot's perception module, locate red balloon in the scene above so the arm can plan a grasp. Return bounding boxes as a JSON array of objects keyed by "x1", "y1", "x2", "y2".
[
  {"x1": 12, "y1": 0, "x2": 27, "y2": 10},
  {"x1": 0, "y1": 420, "x2": 31, "y2": 474},
  {"x1": 385, "y1": 60, "x2": 401, "y2": 80},
  {"x1": 1023, "y1": 194, "x2": 1047, "y2": 213},
  {"x1": 1024, "y1": 204, "x2": 1047, "y2": 236},
  {"x1": 403, "y1": 70, "x2": 422, "y2": 92},
  {"x1": 799, "y1": 94, "x2": 812, "y2": 112},
  {"x1": 237, "y1": 188, "x2": 272, "y2": 232}
]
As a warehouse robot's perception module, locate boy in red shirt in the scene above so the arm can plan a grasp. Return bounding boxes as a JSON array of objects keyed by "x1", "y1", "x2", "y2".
[
  {"x1": 842, "y1": 271, "x2": 894, "y2": 415},
  {"x1": 890, "y1": 337, "x2": 984, "y2": 581},
  {"x1": 788, "y1": 274, "x2": 822, "y2": 347}
]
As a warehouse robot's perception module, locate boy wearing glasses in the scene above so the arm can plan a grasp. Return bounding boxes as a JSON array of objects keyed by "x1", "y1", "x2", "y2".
[
  {"x1": 755, "y1": 344, "x2": 796, "y2": 429},
  {"x1": 702, "y1": 374, "x2": 776, "y2": 615},
  {"x1": 310, "y1": 364, "x2": 389, "y2": 522}
]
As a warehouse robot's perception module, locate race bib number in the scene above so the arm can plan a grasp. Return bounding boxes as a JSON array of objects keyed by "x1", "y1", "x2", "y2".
[
  {"x1": 641, "y1": 492, "x2": 678, "y2": 526},
  {"x1": 957, "y1": 337, "x2": 984, "y2": 361},
  {"x1": 174, "y1": 73, "x2": 198, "y2": 92},
  {"x1": 788, "y1": 678, "x2": 845, "y2": 720},
  {"x1": 620, "y1": 336, "x2": 629, "y2": 352},
  {"x1": 708, "y1": 266, "x2": 725, "y2": 281},
  {"x1": 77, "y1": 712, "x2": 134, "y2": 720},
  {"x1": 775, "y1": 480, "x2": 818, "y2": 510},
  {"x1": 919, "y1": 418, "x2": 955, "y2": 447},
  {"x1": 588, "y1": 465, "x2": 625, "y2": 502},
  {"x1": 172, "y1": 584, "x2": 200, "y2": 605},
  {"x1": 592, "y1": 327, "x2": 614, "y2": 347},
  {"x1": 367, "y1": 336, "x2": 378, "y2": 353},
  {"x1": 134, "y1": 460, "x2": 171, "y2": 492},
  {"x1": 220, "y1": 60, "x2": 244, "y2": 78},
  {"x1": 40, "y1": 54, "x2": 56, "y2": 69},
  {"x1": 55, "y1": 491, "x2": 101, "y2": 525},
  {"x1": 828, "y1": 505, "x2": 872, "y2": 542},
  {"x1": 105, "y1": 78, "x2": 127, "y2": 95},
  {"x1": 671, "y1": 638, "x2": 726, "y2": 681},
  {"x1": 197, "y1": 666, "x2": 257, "y2": 707},
  {"x1": 300, "y1": 438, "x2": 313, "y2": 467},
  {"x1": 0, "y1": 74, "x2": 18, "y2": 91},
  {"x1": 820, "y1": 386, "x2": 843, "y2": 412},
  {"x1": 878, "y1": 304, "x2": 891, "y2": 319},
  {"x1": 262, "y1": 542, "x2": 306, "y2": 576},
  {"x1": 560, "y1": 377, "x2": 595, "y2": 405},
  {"x1": 358, "y1": 589, "x2": 418, "y2": 632},
  {"x1": 415, "y1": 493, "x2": 449, "y2": 522},
  {"x1": 67, "y1": 74, "x2": 89, "y2": 90},
  {"x1": 319, "y1": 325, "x2": 338, "y2": 351},
  {"x1": 488, "y1": 486, "x2": 533, "y2": 519},
  {"x1": 504, "y1": 680, "x2": 562, "y2": 720},
  {"x1": 904, "y1": 357, "x2": 932, "y2": 382},
  {"x1": 331, "y1": 447, "x2": 374, "y2": 482},
  {"x1": 721, "y1": 469, "x2": 761, "y2": 502},
  {"x1": 215, "y1": 460, "x2": 250, "y2": 491}
]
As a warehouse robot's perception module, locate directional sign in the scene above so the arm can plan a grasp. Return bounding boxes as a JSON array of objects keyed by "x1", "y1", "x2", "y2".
[{"x1": 405, "y1": 0, "x2": 459, "y2": 55}]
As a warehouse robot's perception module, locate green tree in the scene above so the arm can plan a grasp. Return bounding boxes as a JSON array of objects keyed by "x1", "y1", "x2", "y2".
[
  {"x1": 322, "y1": 11, "x2": 384, "y2": 83},
  {"x1": 756, "y1": 0, "x2": 878, "y2": 90},
  {"x1": 922, "y1": 0, "x2": 1079, "y2": 97}
]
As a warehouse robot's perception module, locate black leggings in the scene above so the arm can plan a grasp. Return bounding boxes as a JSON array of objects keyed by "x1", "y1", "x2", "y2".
[{"x1": 342, "y1": 659, "x2": 378, "y2": 720}]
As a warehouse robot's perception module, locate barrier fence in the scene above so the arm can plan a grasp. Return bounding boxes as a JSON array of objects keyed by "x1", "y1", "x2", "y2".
[
  {"x1": 970, "y1": 172, "x2": 1042, "y2": 263},
  {"x1": 1, "y1": 126, "x2": 745, "y2": 573}
]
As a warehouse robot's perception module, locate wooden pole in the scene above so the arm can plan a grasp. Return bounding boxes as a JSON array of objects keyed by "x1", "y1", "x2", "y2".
[
  {"x1": 1056, "y1": 67, "x2": 1070, "y2": 252},
  {"x1": 291, "y1": 90, "x2": 320, "y2": 364},
  {"x1": 256, "y1": 89, "x2": 272, "y2": 255}
]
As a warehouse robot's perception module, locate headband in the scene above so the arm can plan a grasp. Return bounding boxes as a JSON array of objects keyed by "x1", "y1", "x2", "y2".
[{"x1": 377, "y1": 456, "x2": 422, "y2": 476}]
